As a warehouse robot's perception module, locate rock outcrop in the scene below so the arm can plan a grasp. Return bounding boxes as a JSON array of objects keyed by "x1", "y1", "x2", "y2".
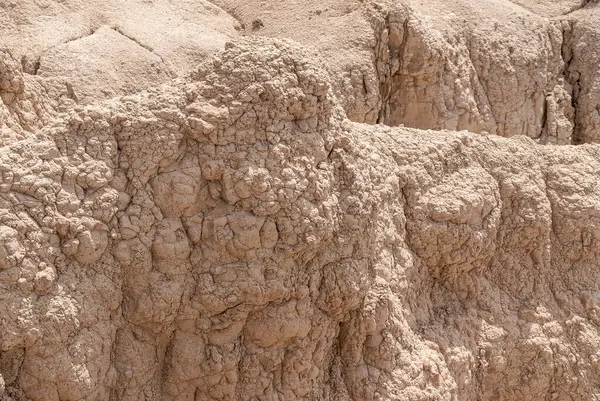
[
  {"x1": 1, "y1": 35, "x2": 600, "y2": 401},
  {"x1": 4, "y1": 0, "x2": 600, "y2": 143},
  {"x1": 3, "y1": 1, "x2": 600, "y2": 401}
]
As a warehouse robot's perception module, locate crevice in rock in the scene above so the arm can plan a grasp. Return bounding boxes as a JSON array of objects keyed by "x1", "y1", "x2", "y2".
[
  {"x1": 65, "y1": 82, "x2": 78, "y2": 102},
  {"x1": 30, "y1": 25, "x2": 103, "y2": 69},
  {"x1": 560, "y1": 19, "x2": 581, "y2": 144},
  {"x1": 62, "y1": 26, "x2": 103, "y2": 46},
  {"x1": 38, "y1": 24, "x2": 174, "y2": 77},
  {"x1": 372, "y1": 6, "x2": 411, "y2": 125},
  {"x1": 20, "y1": 55, "x2": 40, "y2": 75},
  {"x1": 110, "y1": 27, "x2": 151, "y2": 55},
  {"x1": 539, "y1": 94, "x2": 549, "y2": 141},
  {"x1": 373, "y1": 13, "x2": 392, "y2": 125}
]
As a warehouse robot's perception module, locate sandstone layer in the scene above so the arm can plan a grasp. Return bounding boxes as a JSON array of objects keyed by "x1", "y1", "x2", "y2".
[{"x1": 2, "y1": 1, "x2": 600, "y2": 401}]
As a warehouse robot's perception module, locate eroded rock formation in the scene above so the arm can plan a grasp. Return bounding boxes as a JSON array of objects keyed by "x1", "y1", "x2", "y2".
[{"x1": 3, "y1": 1, "x2": 600, "y2": 401}]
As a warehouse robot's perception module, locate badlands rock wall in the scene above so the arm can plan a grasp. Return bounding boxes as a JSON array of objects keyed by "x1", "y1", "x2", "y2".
[
  {"x1": 212, "y1": 0, "x2": 600, "y2": 144},
  {"x1": 3, "y1": 1, "x2": 600, "y2": 401},
  {"x1": 3, "y1": 35, "x2": 600, "y2": 401},
  {"x1": 5, "y1": 0, "x2": 600, "y2": 144}
]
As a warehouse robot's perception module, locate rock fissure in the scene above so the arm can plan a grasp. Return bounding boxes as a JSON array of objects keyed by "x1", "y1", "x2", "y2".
[{"x1": 559, "y1": 19, "x2": 582, "y2": 144}]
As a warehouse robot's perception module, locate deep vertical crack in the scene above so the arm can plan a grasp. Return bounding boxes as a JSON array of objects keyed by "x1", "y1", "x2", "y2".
[
  {"x1": 560, "y1": 19, "x2": 581, "y2": 144},
  {"x1": 373, "y1": 13, "x2": 392, "y2": 125},
  {"x1": 373, "y1": 7, "x2": 411, "y2": 125}
]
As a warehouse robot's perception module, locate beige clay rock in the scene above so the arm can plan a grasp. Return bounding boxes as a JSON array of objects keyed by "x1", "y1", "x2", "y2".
[
  {"x1": 202, "y1": 0, "x2": 600, "y2": 144},
  {"x1": 4, "y1": 1, "x2": 600, "y2": 401},
  {"x1": 3, "y1": 0, "x2": 600, "y2": 145},
  {"x1": 0, "y1": 0, "x2": 238, "y2": 104},
  {"x1": 37, "y1": 26, "x2": 174, "y2": 105}
]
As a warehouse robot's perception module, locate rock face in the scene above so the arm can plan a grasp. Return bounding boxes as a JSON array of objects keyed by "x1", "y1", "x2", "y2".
[
  {"x1": 3, "y1": 1, "x2": 600, "y2": 401},
  {"x1": 3, "y1": 0, "x2": 600, "y2": 144}
]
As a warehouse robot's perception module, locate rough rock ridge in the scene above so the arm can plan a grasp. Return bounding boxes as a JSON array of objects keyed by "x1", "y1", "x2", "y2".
[
  {"x1": 5, "y1": 0, "x2": 600, "y2": 144},
  {"x1": 211, "y1": 0, "x2": 600, "y2": 145}
]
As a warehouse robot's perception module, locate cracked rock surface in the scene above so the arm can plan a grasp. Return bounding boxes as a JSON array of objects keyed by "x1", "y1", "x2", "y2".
[
  {"x1": 4, "y1": 0, "x2": 600, "y2": 144},
  {"x1": 3, "y1": 1, "x2": 600, "y2": 401}
]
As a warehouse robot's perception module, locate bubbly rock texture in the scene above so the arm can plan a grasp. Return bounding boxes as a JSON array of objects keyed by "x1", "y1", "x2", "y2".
[
  {"x1": 4, "y1": 1, "x2": 600, "y2": 401},
  {"x1": 3, "y1": 34, "x2": 600, "y2": 401}
]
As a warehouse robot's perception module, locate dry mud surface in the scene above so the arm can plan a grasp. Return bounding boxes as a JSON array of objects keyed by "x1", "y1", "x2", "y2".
[{"x1": 3, "y1": 1, "x2": 600, "y2": 401}]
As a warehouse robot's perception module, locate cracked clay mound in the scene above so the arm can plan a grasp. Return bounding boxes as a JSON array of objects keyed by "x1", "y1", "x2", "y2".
[{"x1": 4, "y1": 1, "x2": 600, "y2": 401}]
